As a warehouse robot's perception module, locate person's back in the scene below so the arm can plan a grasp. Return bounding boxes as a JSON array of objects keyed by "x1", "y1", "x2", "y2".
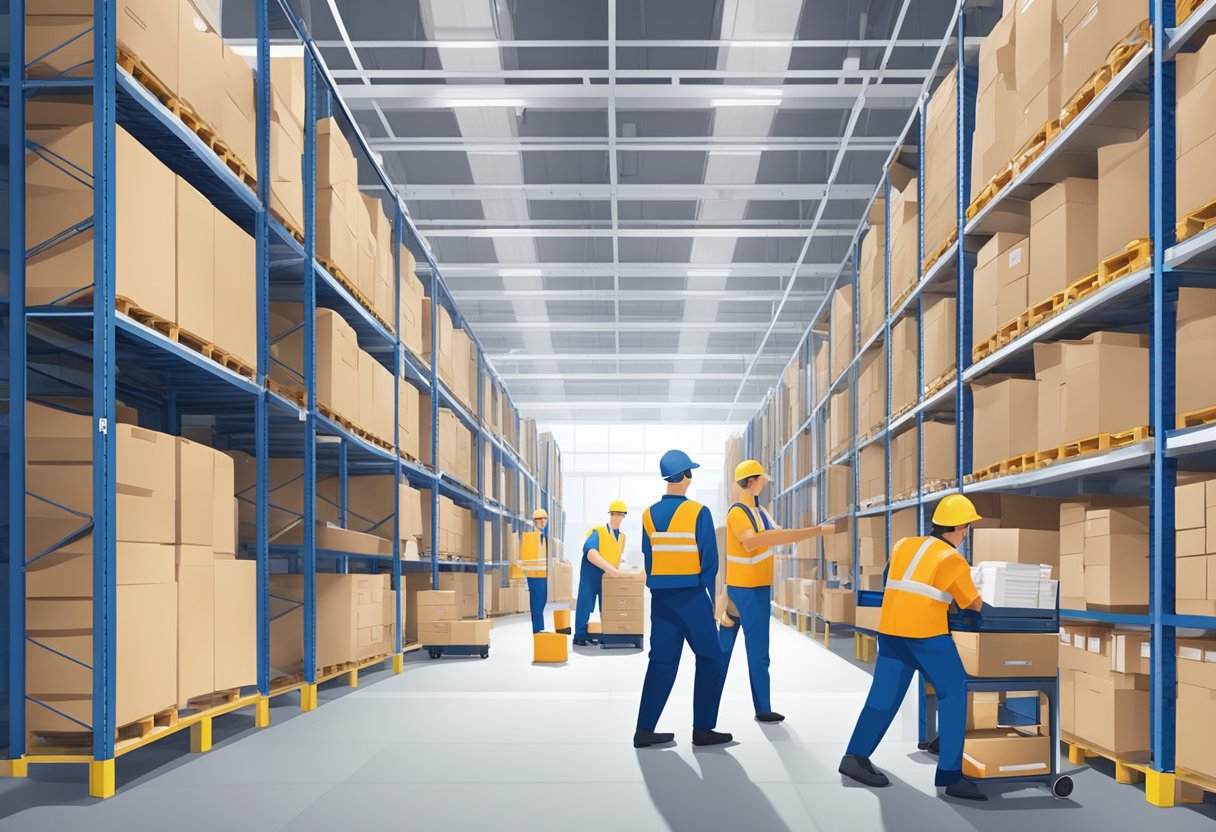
[{"x1": 879, "y1": 534, "x2": 975, "y2": 639}]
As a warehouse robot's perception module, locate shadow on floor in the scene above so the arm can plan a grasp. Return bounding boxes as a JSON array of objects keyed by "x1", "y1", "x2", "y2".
[{"x1": 637, "y1": 745, "x2": 791, "y2": 832}]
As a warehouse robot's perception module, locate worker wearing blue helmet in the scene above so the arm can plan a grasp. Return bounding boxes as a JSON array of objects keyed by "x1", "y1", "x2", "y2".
[{"x1": 633, "y1": 450, "x2": 732, "y2": 749}]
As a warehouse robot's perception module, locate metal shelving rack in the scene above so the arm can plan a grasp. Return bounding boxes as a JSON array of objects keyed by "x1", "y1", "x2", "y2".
[
  {"x1": 0, "y1": 0, "x2": 562, "y2": 796},
  {"x1": 747, "y1": 0, "x2": 1216, "y2": 805}
]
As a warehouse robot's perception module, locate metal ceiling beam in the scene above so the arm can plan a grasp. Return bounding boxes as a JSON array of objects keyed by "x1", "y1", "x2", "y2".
[
  {"x1": 418, "y1": 226, "x2": 857, "y2": 238},
  {"x1": 372, "y1": 137, "x2": 901, "y2": 153},
  {"x1": 488, "y1": 352, "x2": 789, "y2": 361},
  {"x1": 415, "y1": 219, "x2": 859, "y2": 230},
  {"x1": 312, "y1": 38, "x2": 948, "y2": 49},
  {"x1": 330, "y1": 68, "x2": 933, "y2": 80},
  {"x1": 450, "y1": 289, "x2": 821, "y2": 301},
  {"x1": 396, "y1": 183, "x2": 876, "y2": 200},
  {"x1": 517, "y1": 401, "x2": 764, "y2": 410},
  {"x1": 472, "y1": 321, "x2": 805, "y2": 332},
  {"x1": 425, "y1": 262, "x2": 843, "y2": 277},
  {"x1": 502, "y1": 372, "x2": 748, "y2": 380},
  {"x1": 339, "y1": 83, "x2": 925, "y2": 108}
]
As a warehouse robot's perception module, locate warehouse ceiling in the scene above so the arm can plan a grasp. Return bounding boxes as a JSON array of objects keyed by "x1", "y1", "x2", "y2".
[{"x1": 280, "y1": 0, "x2": 958, "y2": 422}]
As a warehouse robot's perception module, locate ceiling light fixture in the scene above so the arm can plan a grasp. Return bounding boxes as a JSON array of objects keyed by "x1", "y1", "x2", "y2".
[
  {"x1": 439, "y1": 99, "x2": 528, "y2": 108},
  {"x1": 709, "y1": 98, "x2": 783, "y2": 107}
]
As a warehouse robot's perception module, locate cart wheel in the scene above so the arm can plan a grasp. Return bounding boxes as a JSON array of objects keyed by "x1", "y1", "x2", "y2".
[
  {"x1": 428, "y1": 649, "x2": 441, "y2": 660},
  {"x1": 1052, "y1": 775, "x2": 1074, "y2": 799},
  {"x1": 600, "y1": 642, "x2": 609, "y2": 650},
  {"x1": 480, "y1": 649, "x2": 489, "y2": 659}
]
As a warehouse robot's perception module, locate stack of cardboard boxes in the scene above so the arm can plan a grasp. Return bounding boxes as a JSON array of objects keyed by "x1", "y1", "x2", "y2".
[
  {"x1": 973, "y1": 232, "x2": 1030, "y2": 349},
  {"x1": 826, "y1": 464, "x2": 853, "y2": 521},
  {"x1": 422, "y1": 496, "x2": 474, "y2": 558},
  {"x1": 439, "y1": 572, "x2": 499, "y2": 619},
  {"x1": 600, "y1": 570, "x2": 645, "y2": 636},
  {"x1": 1177, "y1": 31, "x2": 1216, "y2": 227},
  {"x1": 1034, "y1": 332, "x2": 1148, "y2": 451},
  {"x1": 1176, "y1": 288, "x2": 1216, "y2": 425},
  {"x1": 890, "y1": 421, "x2": 955, "y2": 497},
  {"x1": 970, "y1": 376, "x2": 1038, "y2": 471},
  {"x1": 888, "y1": 167, "x2": 919, "y2": 306},
  {"x1": 971, "y1": 6, "x2": 1017, "y2": 201},
  {"x1": 26, "y1": 404, "x2": 255, "y2": 732},
  {"x1": 858, "y1": 443, "x2": 886, "y2": 507},
  {"x1": 1177, "y1": 639, "x2": 1216, "y2": 779},
  {"x1": 1174, "y1": 477, "x2": 1216, "y2": 616},
  {"x1": 922, "y1": 296, "x2": 956, "y2": 388},
  {"x1": 858, "y1": 219, "x2": 886, "y2": 344},
  {"x1": 1059, "y1": 624, "x2": 1149, "y2": 755},
  {"x1": 1057, "y1": 502, "x2": 1149, "y2": 610},
  {"x1": 415, "y1": 590, "x2": 490, "y2": 647},
  {"x1": 857, "y1": 347, "x2": 885, "y2": 437},
  {"x1": 922, "y1": 68, "x2": 958, "y2": 265},
  {"x1": 830, "y1": 285, "x2": 853, "y2": 383},
  {"x1": 890, "y1": 317, "x2": 918, "y2": 415},
  {"x1": 420, "y1": 403, "x2": 475, "y2": 488},
  {"x1": 828, "y1": 391, "x2": 852, "y2": 458}
]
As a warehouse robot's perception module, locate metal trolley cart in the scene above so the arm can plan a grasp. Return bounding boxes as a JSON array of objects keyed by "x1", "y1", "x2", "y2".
[
  {"x1": 596, "y1": 633, "x2": 644, "y2": 650},
  {"x1": 920, "y1": 605, "x2": 1074, "y2": 799},
  {"x1": 425, "y1": 645, "x2": 490, "y2": 660}
]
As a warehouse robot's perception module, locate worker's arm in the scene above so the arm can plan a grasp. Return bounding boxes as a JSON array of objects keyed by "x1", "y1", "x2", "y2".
[
  {"x1": 586, "y1": 549, "x2": 621, "y2": 578},
  {"x1": 696, "y1": 506, "x2": 719, "y2": 593},
  {"x1": 943, "y1": 557, "x2": 984, "y2": 612},
  {"x1": 737, "y1": 523, "x2": 836, "y2": 553}
]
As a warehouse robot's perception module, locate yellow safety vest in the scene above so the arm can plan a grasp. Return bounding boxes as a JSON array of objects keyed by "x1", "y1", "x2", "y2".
[
  {"x1": 725, "y1": 502, "x2": 775, "y2": 588},
  {"x1": 586, "y1": 525, "x2": 624, "y2": 568},
  {"x1": 878, "y1": 536, "x2": 965, "y2": 638},
  {"x1": 519, "y1": 530, "x2": 547, "y2": 579},
  {"x1": 643, "y1": 500, "x2": 703, "y2": 577}
]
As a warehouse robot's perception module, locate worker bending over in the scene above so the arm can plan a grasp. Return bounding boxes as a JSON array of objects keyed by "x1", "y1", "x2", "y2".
[
  {"x1": 839, "y1": 494, "x2": 986, "y2": 802},
  {"x1": 518, "y1": 508, "x2": 550, "y2": 633},
  {"x1": 573, "y1": 499, "x2": 628, "y2": 646},
  {"x1": 634, "y1": 450, "x2": 731, "y2": 749},
  {"x1": 720, "y1": 460, "x2": 836, "y2": 723}
]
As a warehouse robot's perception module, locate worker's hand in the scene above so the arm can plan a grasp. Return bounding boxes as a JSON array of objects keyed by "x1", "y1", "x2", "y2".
[
  {"x1": 607, "y1": 566, "x2": 621, "y2": 579},
  {"x1": 817, "y1": 523, "x2": 837, "y2": 536},
  {"x1": 967, "y1": 596, "x2": 984, "y2": 612}
]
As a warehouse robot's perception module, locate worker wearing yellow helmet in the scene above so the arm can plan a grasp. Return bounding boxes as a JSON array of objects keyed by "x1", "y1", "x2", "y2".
[
  {"x1": 719, "y1": 460, "x2": 837, "y2": 723},
  {"x1": 517, "y1": 507, "x2": 551, "y2": 633},
  {"x1": 573, "y1": 499, "x2": 629, "y2": 646},
  {"x1": 839, "y1": 493, "x2": 987, "y2": 802}
]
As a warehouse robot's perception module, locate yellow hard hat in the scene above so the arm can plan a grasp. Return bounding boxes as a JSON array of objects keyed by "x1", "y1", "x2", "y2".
[
  {"x1": 532, "y1": 508, "x2": 549, "y2": 520},
  {"x1": 734, "y1": 460, "x2": 767, "y2": 481},
  {"x1": 932, "y1": 494, "x2": 982, "y2": 528},
  {"x1": 608, "y1": 499, "x2": 628, "y2": 514}
]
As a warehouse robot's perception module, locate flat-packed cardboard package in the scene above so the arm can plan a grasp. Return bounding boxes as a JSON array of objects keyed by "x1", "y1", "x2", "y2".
[
  {"x1": 1097, "y1": 132, "x2": 1149, "y2": 261},
  {"x1": 953, "y1": 631, "x2": 1059, "y2": 677},
  {"x1": 962, "y1": 729, "x2": 1052, "y2": 779},
  {"x1": 1028, "y1": 178, "x2": 1099, "y2": 302},
  {"x1": 971, "y1": 377, "x2": 1038, "y2": 470}
]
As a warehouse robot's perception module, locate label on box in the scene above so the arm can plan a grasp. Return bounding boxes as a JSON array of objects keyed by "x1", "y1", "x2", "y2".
[{"x1": 1007, "y1": 248, "x2": 1022, "y2": 267}]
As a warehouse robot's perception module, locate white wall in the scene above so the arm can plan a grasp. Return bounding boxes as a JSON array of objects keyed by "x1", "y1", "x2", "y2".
[{"x1": 539, "y1": 422, "x2": 741, "y2": 567}]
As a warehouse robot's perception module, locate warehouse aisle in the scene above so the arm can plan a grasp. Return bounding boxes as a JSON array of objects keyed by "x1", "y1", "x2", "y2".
[{"x1": 1, "y1": 615, "x2": 1214, "y2": 831}]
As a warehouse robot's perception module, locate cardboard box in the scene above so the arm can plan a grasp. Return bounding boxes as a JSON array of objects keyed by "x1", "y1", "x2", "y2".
[
  {"x1": 1028, "y1": 178, "x2": 1099, "y2": 303},
  {"x1": 830, "y1": 285, "x2": 854, "y2": 382},
  {"x1": 889, "y1": 174, "x2": 920, "y2": 303},
  {"x1": 1097, "y1": 132, "x2": 1149, "y2": 261},
  {"x1": 822, "y1": 588, "x2": 855, "y2": 624},
  {"x1": 972, "y1": 528, "x2": 1060, "y2": 571},
  {"x1": 212, "y1": 211, "x2": 256, "y2": 368},
  {"x1": 271, "y1": 307, "x2": 362, "y2": 423},
  {"x1": 27, "y1": 463, "x2": 176, "y2": 544},
  {"x1": 890, "y1": 316, "x2": 919, "y2": 415},
  {"x1": 1074, "y1": 670, "x2": 1149, "y2": 754},
  {"x1": 177, "y1": 0, "x2": 223, "y2": 131},
  {"x1": 923, "y1": 296, "x2": 957, "y2": 386},
  {"x1": 26, "y1": 542, "x2": 176, "y2": 598},
  {"x1": 213, "y1": 558, "x2": 256, "y2": 690},
  {"x1": 973, "y1": 234, "x2": 1002, "y2": 347},
  {"x1": 953, "y1": 631, "x2": 1059, "y2": 677},
  {"x1": 1178, "y1": 682, "x2": 1216, "y2": 777},
  {"x1": 826, "y1": 464, "x2": 853, "y2": 520},
  {"x1": 220, "y1": 41, "x2": 256, "y2": 168},
  {"x1": 603, "y1": 570, "x2": 645, "y2": 597},
  {"x1": 1015, "y1": 0, "x2": 1064, "y2": 146},
  {"x1": 962, "y1": 730, "x2": 1052, "y2": 779},
  {"x1": 971, "y1": 377, "x2": 1038, "y2": 470},
  {"x1": 967, "y1": 691, "x2": 1002, "y2": 731},
  {"x1": 177, "y1": 563, "x2": 215, "y2": 706},
  {"x1": 1034, "y1": 332, "x2": 1148, "y2": 449},
  {"x1": 858, "y1": 224, "x2": 887, "y2": 343},
  {"x1": 26, "y1": 583, "x2": 176, "y2": 733},
  {"x1": 1061, "y1": 0, "x2": 1147, "y2": 103},
  {"x1": 175, "y1": 178, "x2": 215, "y2": 344},
  {"x1": 996, "y1": 234, "x2": 1031, "y2": 325},
  {"x1": 1084, "y1": 562, "x2": 1148, "y2": 607},
  {"x1": 1176, "y1": 288, "x2": 1216, "y2": 421}
]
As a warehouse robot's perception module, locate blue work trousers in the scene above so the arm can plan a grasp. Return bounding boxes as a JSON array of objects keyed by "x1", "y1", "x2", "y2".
[
  {"x1": 527, "y1": 576, "x2": 548, "y2": 634},
  {"x1": 573, "y1": 559, "x2": 603, "y2": 641},
  {"x1": 846, "y1": 633, "x2": 967, "y2": 786},
  {"x1": 637, "y1": 587, "x2": 724, "y2": 732},
  {"x1": 718, "y1": 585, "x2": 772, "y2": 714}
]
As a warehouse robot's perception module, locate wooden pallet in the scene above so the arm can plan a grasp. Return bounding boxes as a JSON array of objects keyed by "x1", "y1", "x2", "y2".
[
  {"x1": 115, "y1": 296, "x2": 256, "y2": 380},
  {"x1": 270, "y1": 207, "x2": 305, "y2": 245},
  {"x1": 922, "y1": 369, "x2": 957, "y2": 398},
  {"x1": 1179, "y1": 0, "x2": 1206, "y2": 25},
  {"x1": 317, "y1": 256, "x2": 396, "y2": 335},
  {"x1": 966, "y1": 451, "x2": 1041, "y2": 484},
  {"x1": 117, "y1": 49, "x2": 256, "y2": 193},
  {"x1": 267, "y1": 378, "x2": 307, "y2": 407},
  {"x1": 186, "y1": 688, "x2": 242, "y2": 711},
  {"x1": 1176, "y1": 195, "x2": 1216, "y2": 243},
  {"x1": 1060, "y1": 21, "x2": 1151, "y2": 131},
  {"x1": 1178, "y1": 404, "x2": 1216, "y2": 430},
  {"x1": 889, "y1": 283, "x2": 917, "y2": 315},
  {"x1": 1058, "y1": 426, "x2": 1152, "y2": 460},
  {"x1": 921, "y1": 227, "x2": 959, "y2": 276},
  {"x1": 965, "y1": 163, "x2": 1014, "y2": 222},
  {"x1": 1099, "y1": 238, "x2": 1152, "y2": 282},
  {"x1": 1010, "y1": 119, "x2": 1057, "y2": 176},
  {"x1": 30, "y1": 706, "x2": 178, "y2": 750},
  {"x1": 1062, "y1": 732, "x2": 1152, "y2": 786}
]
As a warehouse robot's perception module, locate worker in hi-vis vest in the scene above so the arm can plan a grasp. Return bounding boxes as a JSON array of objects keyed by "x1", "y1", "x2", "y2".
[
  {"x1": 719, "y1": 460, "x2": 837, "y2": 723},
  {"x1": 517, "y1": 508, "x2": 550, "y2": 633},
  {"x1": 572, "y1": 499, "x2": 628, "y2": 646},
  {"x1": 839, "y1": 494, "x2": 987, "y2": 803},
  {"x1": 634, "y1": 450, "x2": 731, "y2": 749}
]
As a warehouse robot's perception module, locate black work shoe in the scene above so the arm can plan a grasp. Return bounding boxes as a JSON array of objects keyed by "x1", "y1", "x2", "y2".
[
  {"x1": 633, "y1": 730, "x2": 675, "y2": 748},
  {"x1": 944, "y1": 779, "x2": 987, "y2": 802},
  {"x1": 838, "y1": 754, "x2": 891, "y2": 787},
  {"x1": 755, "y1": 711, "x2": 785, "y2": 723},
  {"x1": 692, "y1": 729, "x2": 733, "y2": 746},
  {"x1": 572, "y1": 639, "x2": 587, "y2": 646}
]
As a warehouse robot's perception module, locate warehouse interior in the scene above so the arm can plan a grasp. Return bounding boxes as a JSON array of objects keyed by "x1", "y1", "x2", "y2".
[{"x1": 4, "y1": 0, "x2": 1216, "y2": 828}]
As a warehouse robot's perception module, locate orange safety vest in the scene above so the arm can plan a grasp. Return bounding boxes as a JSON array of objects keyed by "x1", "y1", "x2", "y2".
[
  {"x1": 725, "y1": 502, "x2": 776, "y2": 588},
  {"x1": 643, "y1": 500, "x2": 703, "y2": 577},
  {"x1": 518, "y1": 530, "x2": 548, "y2": 579},
  {"x1": 878, "y1": 535, "x2": 966, "y2": 639},
  {"x1": 586, "y1": 525, "x2": 624, "y2": 568}
]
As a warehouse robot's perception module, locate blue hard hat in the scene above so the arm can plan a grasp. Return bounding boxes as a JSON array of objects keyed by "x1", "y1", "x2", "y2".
[{"x1": 659, "y1": 449, "x2": 700, "y2": 479}]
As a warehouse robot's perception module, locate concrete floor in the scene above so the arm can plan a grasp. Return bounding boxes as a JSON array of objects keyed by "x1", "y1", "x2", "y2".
[{"x1": 2, "y1": 612, "x2": 1215, "y2": 831}]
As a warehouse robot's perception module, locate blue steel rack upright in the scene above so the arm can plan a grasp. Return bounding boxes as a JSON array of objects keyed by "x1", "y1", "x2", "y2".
[
  {"x1": 0, "y1": 0, "x2": 560, "y2": 797},
  {"x1": 750, "y1": 0, "x2": 1216, "y2": 807}
]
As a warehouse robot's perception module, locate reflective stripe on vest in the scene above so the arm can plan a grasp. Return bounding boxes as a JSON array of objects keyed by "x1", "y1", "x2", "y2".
[
  {"x1": 725, "y1": 502, "x2": 775, "y2": 586},
  {"x1": 587, "y1": 524, "x2": 624, "y2": 568},
  {"x1": 521, "y1": 531, "x2": 547, "y2": 577},
  {"x1": 885, "y1": 537, "x2": 953, "y2": 604},
  {"x1": 643, "y1": 501, "x2": 703, "y2": 576}
]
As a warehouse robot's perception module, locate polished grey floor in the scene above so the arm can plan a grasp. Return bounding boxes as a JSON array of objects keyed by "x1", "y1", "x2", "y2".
[{"x1": 2, "y1": 612, "x2": 1214, "y2": 831}]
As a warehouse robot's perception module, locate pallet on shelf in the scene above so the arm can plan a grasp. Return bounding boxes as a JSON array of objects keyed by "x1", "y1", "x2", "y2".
[
  {"x1": 1177, "y1": 196, "x2": 1216, "y2": 242},
  {"x1": 116, "y1": 295, "x2": 256, "y2": 380},
  {"x1": 1179, "y1": 0, "x2": 1206, "y2": 24},
  {"x1": 1058, "y1": 426, "x2": 1151, "y2": 460},
  {"x1": 966, "y1": 163, "x2": 1014, "y2": 222},
  {"x1": 29, "y1": 705, "x2": 179, "y2": 753},
  {"x1": 921, "y1": 227, "x2": 959, "y2": 276},
  {"x1": 1178, "y1": 403, "x2": 1216, "y2": 429},
  {"x1": 1099, "y1": 238, "x2": 1152, "y2": 283},
  {"x1": 1060, "y1": 21, "x2": 1152, "y2": 131},
  {"x1": 923, "y1": 369, "x2": 957, "y2": 398},
  {"x1": 1062, "y1": 731, "x2": 1151, "y2": 786},
  {"x1": 966, "y1": 426, "x2": 1152, "y2": 483},
  {"x1": 316, "y1": 256, "x2": 396, "y2": 335},
  {"x1": 270, "y1": 207, "x2": 305, "y2": 244}
]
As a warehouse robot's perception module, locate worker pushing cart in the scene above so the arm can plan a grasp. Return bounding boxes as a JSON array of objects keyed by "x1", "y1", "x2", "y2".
[{"x1": 573, "y1": 499, "x2": 628, "y2": 646}]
